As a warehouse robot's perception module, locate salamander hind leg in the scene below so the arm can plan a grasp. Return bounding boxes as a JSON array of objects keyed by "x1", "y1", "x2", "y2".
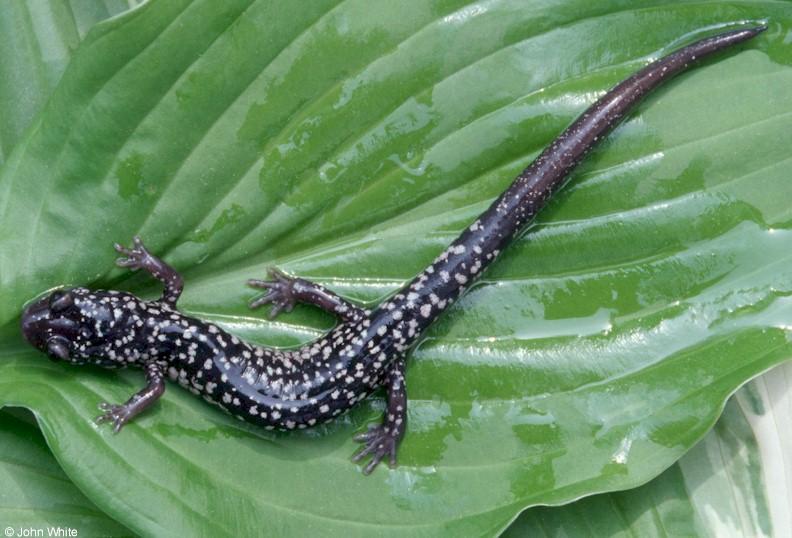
[
  {"x1": 248, "y1": 267, "x2": 365, "y2": 322},
  {"x1": 95, "y1": 363, "x2": 166, "y2": 433},
  {"x1": 352, "y1": 358, "x2": 408, "y2": 474},
  {"x1": 115, "y1": 236, "x2": 184, "y2": 307}
]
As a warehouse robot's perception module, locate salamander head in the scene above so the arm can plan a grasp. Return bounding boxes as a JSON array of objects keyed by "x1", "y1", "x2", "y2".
[{"x1": 21, "y1": 287, "x2": 121, "y2": 367}]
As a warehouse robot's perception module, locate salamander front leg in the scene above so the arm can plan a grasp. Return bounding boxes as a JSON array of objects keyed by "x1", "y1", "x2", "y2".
[
  {"x1": 352, "y1": 358, "x2": 407, "y2": 474},
  {"x1": 95, "y1": 363, "x2": 165, "y2": 433},
  {"x1": 248, "y1": 268, "x2": 366, "y2": 322},
  {"x1": 115, "y1": 236, "x2": 184, "y2": 307}
]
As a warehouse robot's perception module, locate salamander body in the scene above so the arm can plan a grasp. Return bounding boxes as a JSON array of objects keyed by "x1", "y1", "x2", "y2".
[{"x1": 20, "y1": 25, "x2": 766, "y2": 473}]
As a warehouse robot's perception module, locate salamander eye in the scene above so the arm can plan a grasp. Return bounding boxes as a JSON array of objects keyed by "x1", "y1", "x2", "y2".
[
  {"x1": 46, "y1": 335, "x2": 70, "y2": 362},
  {"x1": 49, "y1": 290, "x2": 74, "y2": 313}
]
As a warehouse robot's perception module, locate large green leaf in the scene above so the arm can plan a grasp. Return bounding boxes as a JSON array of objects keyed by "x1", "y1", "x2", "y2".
[
  {"x1": 1, "y1": 0, "x2": 791, "y2": 536},
  {"x1": 0, "y1": 408, "x2": 130, "y2": 537}
]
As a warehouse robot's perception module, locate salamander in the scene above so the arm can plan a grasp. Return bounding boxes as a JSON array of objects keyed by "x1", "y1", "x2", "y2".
[{"x1": 20, "y1": 24, "x2": 766, "y2": 474}]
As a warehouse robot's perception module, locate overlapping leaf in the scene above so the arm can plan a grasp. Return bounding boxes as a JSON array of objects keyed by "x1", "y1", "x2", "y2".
[
  {"x1": 0, "y1": 409, "x2": 129, "y2": 537},
  {"x1": 1, "y1": 0, "x2": 791, "y2": 536}
]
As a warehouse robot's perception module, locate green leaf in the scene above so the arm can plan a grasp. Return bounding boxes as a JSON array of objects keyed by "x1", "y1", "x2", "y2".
[
  {"x1": 1, "y1": 0, "x2": 792, "y2": 535},
  {"x1": 0, "y1": 408, "x2": 130, "y2": 536},
  {"x1": 0, "y1": 0, "x2": 137, "y2": 163}
]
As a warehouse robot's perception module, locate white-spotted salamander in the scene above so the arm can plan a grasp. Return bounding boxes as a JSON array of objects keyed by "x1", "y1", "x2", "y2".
[{"x1": 20, "y1": 25, "x2": 766, "y2": 474}]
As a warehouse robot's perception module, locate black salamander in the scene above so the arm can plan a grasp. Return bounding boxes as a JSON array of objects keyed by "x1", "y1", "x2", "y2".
[{"x1": 20, "y1": 25, "x2": 766, "y2": 473}]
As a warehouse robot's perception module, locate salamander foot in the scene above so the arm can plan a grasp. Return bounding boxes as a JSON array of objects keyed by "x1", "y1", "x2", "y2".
[
  {"x1": 114, "y1": 236, "x2": 154, "y2": 271},
  {"x1": 95, "y1": 402, "x2": 135, "y2": 433},
  {"x1": 248, "y1": 268, "x2": 298, "y2": 319},
  {"x1": 114, "y1": 236, "x2": 184, "y2": 306},
  {"x1": 352, "y1": 424, "x2": 401, "y2": 474}
]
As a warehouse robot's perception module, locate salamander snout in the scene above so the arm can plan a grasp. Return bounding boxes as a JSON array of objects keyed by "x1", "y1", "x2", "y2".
[{"x1": 21, "y1": 289, "x2": 81, "y2": 362}]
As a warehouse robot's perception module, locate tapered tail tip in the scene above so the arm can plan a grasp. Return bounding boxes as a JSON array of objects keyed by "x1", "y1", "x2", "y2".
[
  {"x1": 750, "y1": 23, "x2": 769, "y2": 35},
  {"x1": 721, "y1": 22, "x2": 769, "y2": 46}
]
